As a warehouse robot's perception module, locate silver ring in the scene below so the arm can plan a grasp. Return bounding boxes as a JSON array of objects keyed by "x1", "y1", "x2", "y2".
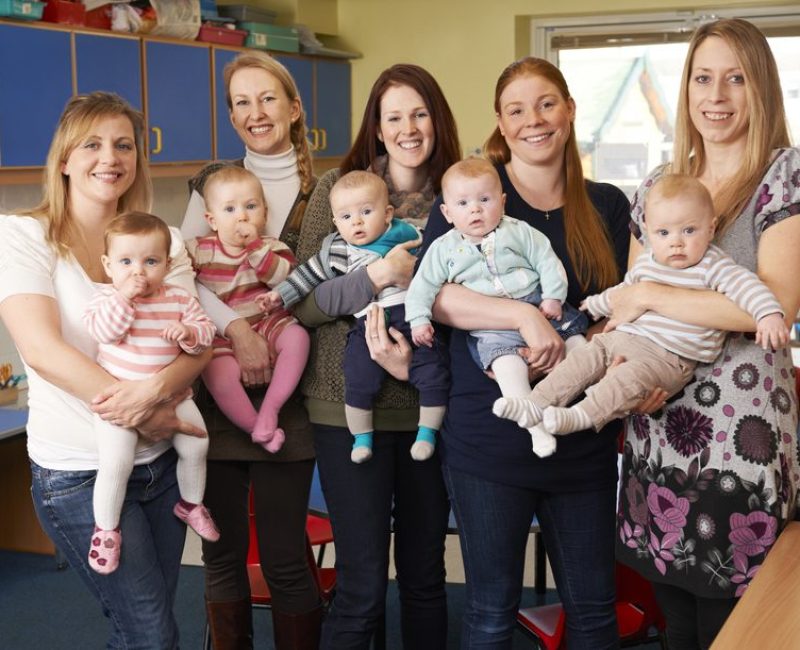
[{"x1": 370, "y1": 335, "x2": 379, "y2": 339}]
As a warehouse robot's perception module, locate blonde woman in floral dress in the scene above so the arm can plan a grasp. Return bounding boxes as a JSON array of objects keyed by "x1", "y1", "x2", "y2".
[{"x1": 614, "y1": 19, "x2": 800, "y2": 650}]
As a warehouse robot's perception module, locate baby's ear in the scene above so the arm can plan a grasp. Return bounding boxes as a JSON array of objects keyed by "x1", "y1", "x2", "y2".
[
  {"x1": 385, "y1": 204, "x2": 394, "y2": 221},
  {"x1": 204, "y1": 212, "x2": 217, "y2": 231},
  {"x1": 440, "y1": 202, "x2": 452, "y2": 223}
]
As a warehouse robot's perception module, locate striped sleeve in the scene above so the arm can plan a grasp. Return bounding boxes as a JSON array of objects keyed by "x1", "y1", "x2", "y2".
[
  {"x1": 247, "y1": 238, "x2": 297, "y2": 288},
  {"x1": 179, "y1": 293, "x2": 216, "y2": 354},
  {"x1": 583, "y1": 261, "x2": 642, "y2": 320},
  {"x1": 83, "y1": 289, "x2": 136, "y2": 344},
  {"x1": 275, "y1": 250, "x2": 338, "y2": 307},
  {"x1": 705, "y1": 248, "x2": 784, "y2": 322}
]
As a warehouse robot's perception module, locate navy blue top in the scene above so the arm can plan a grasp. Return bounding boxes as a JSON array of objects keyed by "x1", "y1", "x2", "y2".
[{"x1": 420, "y1": 163, "x2": 631, "y2": 490}]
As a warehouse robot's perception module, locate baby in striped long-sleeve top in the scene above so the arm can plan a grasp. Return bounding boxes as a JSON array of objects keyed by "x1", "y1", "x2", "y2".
[
  {"x1": 185, "y1": 166, "x2": 309, "y2": 454},
  {"x1": 494, "y1": 174, "x2": 789, "y2": 448},
  {"x1": 83, "y1": 212, "x2": 218, "y2": 575}
]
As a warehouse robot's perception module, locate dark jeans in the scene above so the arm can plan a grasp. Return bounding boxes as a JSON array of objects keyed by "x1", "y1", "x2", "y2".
[
  {"x1": 201, "y1": 459, "x2": 320, "y2": 614},
  {"x1": 31, "y1": 448, "x2": 185, "y2": 649},
  {"x1": 345, "y1": 304, "x2": 450, "y2": 410},
  {"x1": 651, "y1": 582, "x2": 737, "y2": 650},
  {"x1": 314, "y1": 424, "x2": 449, "y2": 650},
  {"x1": 443, "y1": 464, "x2": 618, "y2": 650}
]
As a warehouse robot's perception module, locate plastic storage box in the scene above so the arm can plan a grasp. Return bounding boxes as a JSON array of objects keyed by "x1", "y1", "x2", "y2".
[
  {"x1": 197, "y1": 22, "x2": 247, "y2": 46},
  {"x1": 241, "y1": 22, "x2": 299, "y2": 53},
  {"x1": 42, "y1": 0, "x2": 85, "y2": 25},
  {"x1": 0, "y1": 0, "x2": 44, "y2": 20},
  {"x1": 218, "y1": 4, "x2": 276, "y2": 24},
  {"x1": 84, "y1": 5, "x2": 111, "y2": 29}
]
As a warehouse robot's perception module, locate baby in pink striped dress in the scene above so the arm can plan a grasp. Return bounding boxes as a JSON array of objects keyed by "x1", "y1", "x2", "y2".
[
  {"x1": 186, "y1": 166, "x2": 310, "y2": 453},
  {"x1": 83, "y1": 212, "x2": 219, "y2": 575}
]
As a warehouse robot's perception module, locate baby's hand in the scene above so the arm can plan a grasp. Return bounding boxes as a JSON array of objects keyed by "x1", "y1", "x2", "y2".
[
  {"x1": 162, "y1": 322, "x2": 193, "y2": 344},
  {"x1": 118, "y1": 275, "x2": 149, "y2": 301},
  {"x1": 256, "y1": 291, "x2": 283, "y2": 314},
  {"x1": 235, "y1": 222, "x2": 260, "y2": 246},
  {"x1": 755, "y1": 313, "x2": 789, "y2": 350},
  {"x1": 539, "y1": 299, "x2": 563, "y2": 321},
  {"x1": 412, "y1": 324, "x2": 435, "y2": 348}
]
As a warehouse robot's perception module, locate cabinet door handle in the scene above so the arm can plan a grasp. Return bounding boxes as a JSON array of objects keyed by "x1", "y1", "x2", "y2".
[
  {"x1": 150, "y1": 127, "x2": 163, "y2": 155},
  {"x1": 309, "y1": 128, "x2": 319, "y2": 151},
  {"x1": 319, "y1": 128, "x2": 327, "y2": 152}
]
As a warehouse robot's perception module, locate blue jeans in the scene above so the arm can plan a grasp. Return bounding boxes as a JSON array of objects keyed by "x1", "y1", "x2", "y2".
[
  {"x1": 30, "y1": 448, "x2": 186, "y2": 649},
  {"x1": 443, "y1": 464, "x2": 618, "y2": 650},
  {"x1": 314, "y1": 424, "x2": 450, "y2": 650},
  {"x1": 468, "y1": 289, "x2": 589, "y2": 370}
]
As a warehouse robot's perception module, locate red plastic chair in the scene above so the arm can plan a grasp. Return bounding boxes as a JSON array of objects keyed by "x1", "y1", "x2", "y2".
[
  {"x1": 516, "y1": 562, "x2": 666, "y2": 648},
  {"x1": 202, "y1": 487, "x2": 336, "y2": 649},
  {"x1": 244, "y1": 487, "x2": 336, "y2": 606}
]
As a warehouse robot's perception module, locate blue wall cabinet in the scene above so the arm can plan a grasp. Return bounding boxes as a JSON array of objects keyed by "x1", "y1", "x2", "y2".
[
  {"x1": 314, "y1": 60, "x2": 351, "y2": 158},
  {"x1": 213, "y1": 47, "x2": 242, "y2": 161},
  {"x1": 275, "y1": 54, "x2": 314, "y2": 131},
  {"x1": 0, "y1": 24, "x2": 72, "y2": 168},
  {"x1": 0, "y1": 20, "x2": 350, "y2": 172},
  {"x1": 144, "y1": 41, "x2": 212, "y2": 163},
  {"x1": 74, "y1": 33, "x2": 142, "y2": 111},
  {"x1": 276, "y1": 55, "x2": 350, "y2": 158}
]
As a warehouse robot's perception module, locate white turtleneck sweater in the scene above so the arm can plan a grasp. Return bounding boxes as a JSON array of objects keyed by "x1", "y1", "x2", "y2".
[{"x1": 180, "y1": 147, "x2": 302, "y2": 331}]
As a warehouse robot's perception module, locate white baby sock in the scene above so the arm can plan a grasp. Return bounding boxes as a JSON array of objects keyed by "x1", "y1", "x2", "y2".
[
  {"x1": 492, "y1": 397, "x2": 543, "y2": 429},
  {"x1": 542, "y1": 406, "x2": 592, "y2": 435}
]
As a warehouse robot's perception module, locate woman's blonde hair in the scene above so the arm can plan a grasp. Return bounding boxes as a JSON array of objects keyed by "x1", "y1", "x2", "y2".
[
  {"x1": 223, "y1": 51, "x2": 314, "y2": 195},
  {"x1": 485, "y1": 57, "x2": 618, "y2": 291},
  {"x1": 672, "y1": 18, "x2": 790, "y2": 233},
  {"x1": 25, "y1": 92, "x2": 151, "y2": 257}
]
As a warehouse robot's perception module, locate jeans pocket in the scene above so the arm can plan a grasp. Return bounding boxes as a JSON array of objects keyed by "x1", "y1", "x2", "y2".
[{"x1": 35, "y1": 465, "x2": 97, "y2": 500}]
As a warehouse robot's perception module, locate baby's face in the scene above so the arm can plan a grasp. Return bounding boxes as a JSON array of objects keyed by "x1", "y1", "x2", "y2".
[
  {"x1": 102, "y1": 231, "x2": 169, "y2": 297},
  {"x1": 645, "y1": 194, "x2": 716, "y2": 269},
  {"x1": 205, "y1": 177, "x2": 267, "y2": 250},
  {"x1": 331, "y1": 184, "x2": 393, "y2": 246},
  {"x1": 440, "y1": 173, "x2": 505, "y2": 243}
]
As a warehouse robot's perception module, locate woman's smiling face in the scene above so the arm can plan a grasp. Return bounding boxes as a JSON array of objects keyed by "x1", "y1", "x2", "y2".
[
  {"x1": 228, "y1": 66, "x2": 300, "y2": 155},
  {"x1": 687, "y1": 36, "x2": 750, "y2": 149},
  {"x1": 377, "y1": 84, "x2": 435, "y2": 173},
  {"x1": 496, "y1": 73, "x2": 575, "y2": 168}
]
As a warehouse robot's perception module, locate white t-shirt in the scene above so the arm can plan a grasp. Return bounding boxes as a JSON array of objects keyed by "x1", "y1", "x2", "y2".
[{"x1": 0, "y1": 215, "x2": 197, "y2": 470}]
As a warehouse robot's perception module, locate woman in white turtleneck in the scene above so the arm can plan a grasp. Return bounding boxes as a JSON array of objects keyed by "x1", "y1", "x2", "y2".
[{"x1": 180, "y1": 52, "x2": 322, "y2": 649}]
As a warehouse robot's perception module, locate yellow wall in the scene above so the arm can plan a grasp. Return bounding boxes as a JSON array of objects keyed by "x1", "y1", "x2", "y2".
[{"x1": 336, "y1": 0, "x2": 792, "y2": 154}]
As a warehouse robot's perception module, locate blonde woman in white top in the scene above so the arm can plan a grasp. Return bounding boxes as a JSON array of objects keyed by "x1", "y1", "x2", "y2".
[{"x1": 0, "y1": 92, "x2": 210, "y2": 649}]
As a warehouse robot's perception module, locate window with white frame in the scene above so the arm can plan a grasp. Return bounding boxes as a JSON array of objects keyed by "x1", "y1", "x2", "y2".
[{"x1": 531, "y1": 7, "x2": 800, "y2": 197}]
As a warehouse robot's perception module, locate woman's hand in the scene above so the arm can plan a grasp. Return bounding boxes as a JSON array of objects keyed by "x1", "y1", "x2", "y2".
[
  {"x1": 607, "y1": 356, "x2": 669, "y2": 415},
  {"x1": 91, "y1": 376, "x2": 166, "y2": 428},
  {"x1": 516, "y1": 305, "x2": 565, "y2": 374},
  {"x1": 365, "y1": 303, "x2": 412, "y2": 381},
  {"x1": 136, "y1": 391, "x2": 208, "y2": 443},
  {"x1": 366, "y1": 239, "x2": 421, "y2": 291},
  {"x1": 225, "y1": 318, "x2": 272, "y2": 387},
  {"x1": 604, "y1": 283, "x2": 651, "y2": 332}
]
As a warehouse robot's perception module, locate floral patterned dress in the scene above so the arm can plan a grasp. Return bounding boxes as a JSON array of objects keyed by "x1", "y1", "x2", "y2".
[{"x1": 616, "y1": 147, "x2": 800, "y2": 599}]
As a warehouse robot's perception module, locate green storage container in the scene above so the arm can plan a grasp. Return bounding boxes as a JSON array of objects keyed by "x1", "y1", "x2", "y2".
[
  {"x1": 241, "y1": 22, "x2": 300, "y2": 53},
  {"x1": 0, "y1": 0, "x2": 45, "y2": 20}
]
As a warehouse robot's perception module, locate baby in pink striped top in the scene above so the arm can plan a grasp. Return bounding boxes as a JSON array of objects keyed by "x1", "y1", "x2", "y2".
[
  {"x1": 83, "y1": 212, "x2": 218, "y2": 575},
  {"x1": 186, "y1": 166, "x2": 310, "y2": 454}
]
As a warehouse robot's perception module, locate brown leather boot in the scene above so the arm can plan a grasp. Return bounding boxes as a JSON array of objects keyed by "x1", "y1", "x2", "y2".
[
  {"x1": 206, "y1": 598, "x2": 254, "y2": 650},
  {"x1": 272, "y1": 605, "x2": 323, "y2": 650}
]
